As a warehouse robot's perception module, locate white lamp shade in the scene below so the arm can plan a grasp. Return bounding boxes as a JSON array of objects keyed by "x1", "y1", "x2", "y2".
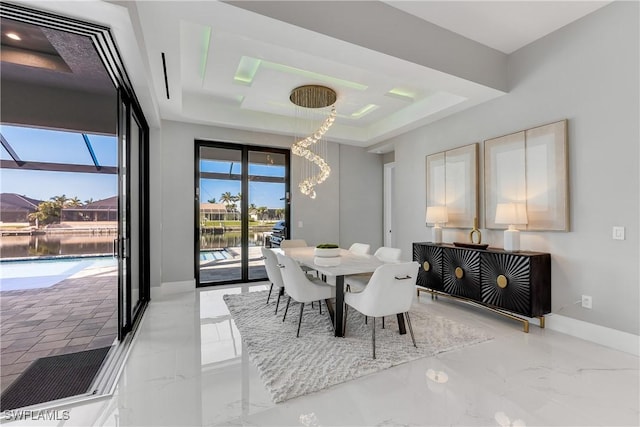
[
  {"x1": 426, "y1": 206, "x2": 449, "y2": 224},
  {"x1": 495, "y1": 203, "x2": 528, "y2": 226}
]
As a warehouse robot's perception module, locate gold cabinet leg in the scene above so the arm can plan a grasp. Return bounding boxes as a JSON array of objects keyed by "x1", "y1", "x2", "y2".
[
  {"x1": 538, "y1": 316, "x2": 545, "y2": 328},
  {"x1": 523, "y1": 320, "x2": 529, "y2": 333}
]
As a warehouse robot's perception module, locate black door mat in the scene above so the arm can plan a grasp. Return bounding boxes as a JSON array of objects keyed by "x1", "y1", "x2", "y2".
[{"x1": 1, "y1": 347, "x2": 111, "y2": 411}]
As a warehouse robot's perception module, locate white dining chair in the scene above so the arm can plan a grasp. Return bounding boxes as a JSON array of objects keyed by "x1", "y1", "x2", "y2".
[
  {"x1": 346, "y1": 246, "x2": 403, "y2": 293},
  {"x1": 276, "y1": 253, "x2": 336, "y2": 337},
  {"x1": 343, "y1": 261, "x2": 419, "y2": 358},
  {"x1": 280, "y1": 238, "x2": 319, "y2": 278},
  {"x1": 372, "y1": 246, "x2": 402, "y2": 263},
  {"x1": 261, "y1": 247, "x2": 286, "y2": 314},
  {"x1": 348, "y1": 243, "x2": 371, "y2": 255}
]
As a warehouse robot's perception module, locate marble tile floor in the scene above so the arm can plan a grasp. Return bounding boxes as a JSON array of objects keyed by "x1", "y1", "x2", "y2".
[
  {"x1": 0, "y1": 262, "x2": 118, "y2": 392},
  {"x1": 6, "y1": 282, "x2": 639, "y2": 427}
]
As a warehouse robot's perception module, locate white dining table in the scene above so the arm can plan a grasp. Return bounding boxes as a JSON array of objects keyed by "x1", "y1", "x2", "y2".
[{"x1": 275, "y1": 247, "x2": 406, "y2": 337}]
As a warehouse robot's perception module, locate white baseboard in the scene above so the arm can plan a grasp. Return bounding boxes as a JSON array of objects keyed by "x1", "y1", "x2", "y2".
[
  {"x1": 150, "y1": 279, "x2": 195, "y2": 299},
  {"x1": 546, "y1": 314, "x2": 639, "y2": 356}
]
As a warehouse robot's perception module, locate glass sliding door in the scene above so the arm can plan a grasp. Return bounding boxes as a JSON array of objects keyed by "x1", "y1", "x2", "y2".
[
  {"x1": 116, "y1": 89, "x2": 148, "y2": 338},
  {"x1": 198, "y1": 145, "x2": 243, "y2": 284},
  {"x1": 248, "y1": 149, "x2": 288, "y2": 280},
  {"x1": 196, "y1": 142, "x2": 289, "y2": 286},
  {"x1": 129, "y1": 110, "x2": 145, "y2": 323},
  {"x1": 0, "y1": 2, "x2": 149, "y2": 406},
  {"x1": 117, "y1": 89, "x2": 130, "y2": 339}
]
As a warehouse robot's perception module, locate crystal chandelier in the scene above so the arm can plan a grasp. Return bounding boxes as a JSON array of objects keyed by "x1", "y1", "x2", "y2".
[{"x1": 290, "y1": 85, "x2": 337, "y2": 199}]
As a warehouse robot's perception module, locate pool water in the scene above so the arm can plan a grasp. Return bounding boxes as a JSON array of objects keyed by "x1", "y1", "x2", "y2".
[
  {"x1": 0, "y1": 257, "x2": 116, "y2": 291},
  {"x1": 200, "y1": 249, "x2": 233, "y2": 264}
]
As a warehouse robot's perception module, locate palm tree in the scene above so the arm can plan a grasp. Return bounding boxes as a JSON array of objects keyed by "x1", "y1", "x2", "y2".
[
  {"x1": 207, "y1": 197, "x2": 216, "y2": 204},
  {"x1": 66, "y1": 196, "x2": 83, "y2": 207},
  {"x1": 257, "y1": 206, "x2": 267, "y2": 220},
  {"x1": 220, "y1": 192, "x2": 234, "y2": 207},
  {"x1": 227, "y1": 203, "x2": 238, "y2": 220},
  {"x1": 51, "y1": 194, "x2": 68, "y2": 206}
]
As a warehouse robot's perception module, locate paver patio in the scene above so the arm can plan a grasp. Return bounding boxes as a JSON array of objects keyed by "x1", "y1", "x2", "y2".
[{"x1": 0, "y1": 261, "x2": 117, "y2": 393}]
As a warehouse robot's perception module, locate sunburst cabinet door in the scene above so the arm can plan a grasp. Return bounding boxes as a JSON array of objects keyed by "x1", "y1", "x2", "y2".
[
  {"x1": 442, "y1": 248, "x2": 481, "y2": 300},
  {"x1": 413, "y1": 243, "x2": 443, "y2": 291},
  {"x1": 480, "y1": 252, "x2": 551, "y2": 317}
]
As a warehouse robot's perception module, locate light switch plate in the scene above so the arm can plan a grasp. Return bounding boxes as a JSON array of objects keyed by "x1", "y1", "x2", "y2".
[
  {"x1": 298, "y1": 221, "x2": 303, "y2": 228},
  {"x1": 612, "y1": 226, "x2": 625, "y2": 240}
]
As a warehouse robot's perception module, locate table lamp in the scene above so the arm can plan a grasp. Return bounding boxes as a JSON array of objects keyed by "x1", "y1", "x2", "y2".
[
  {"x1": 426, "y1": 206, "x2": 449, "y2": 244},
  {"x1": 495, "y1": 203, "x2": 528, "y2": 251}
]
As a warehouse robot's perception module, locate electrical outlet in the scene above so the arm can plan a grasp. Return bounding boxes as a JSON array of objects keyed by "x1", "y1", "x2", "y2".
[
  {"x1": 298, "y1": 221, "x2": 303, "y2": 228},
  {"x1": 581, "y1": 295, "x2": 592, "y2": 309}
]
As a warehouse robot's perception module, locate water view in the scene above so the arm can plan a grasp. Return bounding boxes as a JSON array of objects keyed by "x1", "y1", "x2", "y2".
[
  {"x1": 0, "y1": 234, "x2": 116, "y2": 259},
  {"x1": 0, "y1": 230, "x2": 274, "y2": 260}
]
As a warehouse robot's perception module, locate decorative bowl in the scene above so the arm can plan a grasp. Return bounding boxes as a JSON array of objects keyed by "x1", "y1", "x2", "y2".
[
  {"x1": 314, "y1": 247, "x2": 341, "y2": 257},
  {"x1": 453, "y1": 242, "x2": 489, "y2": 250}
]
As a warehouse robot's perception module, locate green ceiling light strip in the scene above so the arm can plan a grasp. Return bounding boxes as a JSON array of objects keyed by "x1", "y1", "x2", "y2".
[
  {"x1": 351, "y1": 104, "x2": 379, "y2": 118},
  {"x1": 387, "y1": 88, "x2": 416, "y2": 101},
  {"x1": 200, "y1": 27, "x2": 212, "y2": 80},
  {"x1": 233, "y1": 56, "x2": 262, "y2": 85}
]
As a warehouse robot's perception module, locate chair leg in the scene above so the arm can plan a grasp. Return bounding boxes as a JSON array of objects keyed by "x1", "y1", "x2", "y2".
[
  {"x1": 266, "y1": 283, "x2": 273, "y2": 304},
  {"x1": 382, "y1": 316, "x2": 385, "y2": 329},
  {"x1": 296, "y1": 303, "x2": 305, "y2": 337},
  {"x1": 311, "y1": 301, "x2": 315, "y2": 309},
  {"x1": 372, "y1": 316, "x2": 376, "y2": 359},
  {"x1": 343, "y1": 303, "x2": 348, "y2": 336},
  {"x1": 319, "y1": 300, "x2": 322, "y2": 315},
  {"x1": 283, "y1": 296, "x2": 291, "y2": 322},
  {"x1": 405, "y1": 312, "x2": 417, "y2": 348},
  {"x1": 275, "y1": 289, "x2": 282, "y2": 314}
]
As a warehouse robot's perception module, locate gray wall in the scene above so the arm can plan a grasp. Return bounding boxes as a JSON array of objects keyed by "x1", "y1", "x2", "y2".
[
  {"x1": 386, "y1": 2, "x2": 639, "y2": 334},
  {"x1": 338, "y1": 144, "x2": 383, "y2": 252},
  {"x1": 157, "y1": 120, "x2": 380, "y2": 284}
]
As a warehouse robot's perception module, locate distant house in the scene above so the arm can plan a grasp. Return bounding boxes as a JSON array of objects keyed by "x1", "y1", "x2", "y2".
[
  {"x1": 62, "y1": 196, "x2": 118, "y2": 221},
  {"x1": 200, "y1": 203, "x2": 227, "y2": 222},
  {"x1": 0, "y1": 193, "x2": 42, "y2": 223}
]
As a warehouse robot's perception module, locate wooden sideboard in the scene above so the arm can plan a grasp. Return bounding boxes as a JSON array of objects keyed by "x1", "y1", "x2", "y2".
[{"x1": 413, "y1": 242, "x2": 551, "y2": 332}]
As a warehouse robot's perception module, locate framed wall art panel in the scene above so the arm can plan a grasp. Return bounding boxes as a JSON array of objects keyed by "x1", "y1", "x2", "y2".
[
  {"x1": 426, "y1": 143, "x2": 478, "y2": 229},
  {"x1": 484, "y1": 120, "x2": 568, "y2": 231}
]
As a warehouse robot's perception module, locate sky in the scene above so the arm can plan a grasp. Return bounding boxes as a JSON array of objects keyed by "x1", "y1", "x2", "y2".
[
  {"x1": 1, "y1": 125, "x2": 286, "y2": 208},
  {"x1": 0, "y1": 125, "x2": 117, "y2": 202},
  {"x1": 200, "y1": 159, "x2": 286, "y2": 208}
]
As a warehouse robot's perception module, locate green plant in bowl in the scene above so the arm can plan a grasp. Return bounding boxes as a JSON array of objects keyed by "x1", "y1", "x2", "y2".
[{"x1": 316, "y1": 243, "x2": 339, "y2": 249}]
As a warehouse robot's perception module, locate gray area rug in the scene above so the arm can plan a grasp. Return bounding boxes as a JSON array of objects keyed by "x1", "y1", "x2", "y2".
[{"x1": 224, "y1": 290, "x2": 493, "y2": 403}]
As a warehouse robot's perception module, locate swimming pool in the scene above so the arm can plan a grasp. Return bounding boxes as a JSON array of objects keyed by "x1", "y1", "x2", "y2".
[{"x1": 0, "y1": 256, "x2": 116, "y2": 291}]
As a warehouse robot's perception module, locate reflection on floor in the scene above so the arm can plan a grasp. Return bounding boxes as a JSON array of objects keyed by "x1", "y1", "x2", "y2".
[
  {"x1": 0, "y1": 261, "x2": 117, "y2": 392},
  {"x1": 7, "y1": 283, "x2": 639, "y2": 426}
]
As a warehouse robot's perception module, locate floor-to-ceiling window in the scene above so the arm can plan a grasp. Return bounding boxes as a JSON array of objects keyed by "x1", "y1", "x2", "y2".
[
  {"x1": 0, "y1": 3, "x2": 149, "y2": 409},
  {"x1": 195, "y1": 141, "x2": 289, "y2": 286}
]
